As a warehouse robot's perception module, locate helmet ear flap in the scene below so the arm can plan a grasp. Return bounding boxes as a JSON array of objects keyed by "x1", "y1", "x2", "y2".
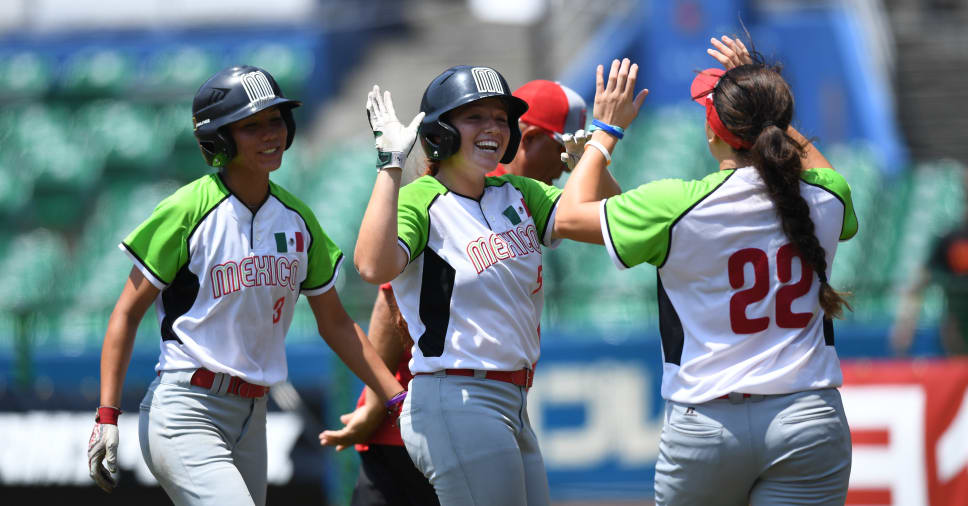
[
  {"x1": 197, "y1": 127, "x2": 236, "y2": 168},
  {"x1": 500, "y1": 118, "x2": 521, "y2": 164},
  {"x1": 280, "y1": 106, "x2": 296, "y2": 149},
  {"x1": 420, "y1": 120, "x2": 460, "y2": 161}
]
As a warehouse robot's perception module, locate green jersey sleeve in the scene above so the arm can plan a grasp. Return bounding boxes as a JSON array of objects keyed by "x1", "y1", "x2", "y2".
[
  {"x1": 397, "y1": 176, "x2": 448, "y2": 261},
  {"x1": 269, "y1": 181, "x2": 343, "y2": 294},
  {"x1": 499, "y1": 174, "x2": 562, "y2": 245},
  {"x1": 800, "y1": 168, "x2": 858, "y2": 241},
  {"x1": 121, "y1": 177, "x2": 226, "y2": 286},
  {"x1": 302, "y1": 220, "x2": 343, "y2": 294},
  {"x1": 603, "y1": 171, "x2": 732, "y2": 268}
]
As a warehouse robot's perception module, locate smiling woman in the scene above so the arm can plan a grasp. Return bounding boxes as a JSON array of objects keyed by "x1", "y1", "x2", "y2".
[
  {"x1": 85, "y1": 65, "x2": 405, "y2": 506},
  {"x1": 349, "y1": 65, "x2": 616, "y2": 506}
]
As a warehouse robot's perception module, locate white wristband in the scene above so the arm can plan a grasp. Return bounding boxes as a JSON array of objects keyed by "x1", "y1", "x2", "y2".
[{"x1": 584, "y1": 140, "x2": 612, "y2": 165}]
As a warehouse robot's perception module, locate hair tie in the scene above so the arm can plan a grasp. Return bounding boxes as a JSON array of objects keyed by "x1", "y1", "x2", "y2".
[
  {"x1": 761, "y1": 121, "x2": 776, "y2": 130},
  {"x1": 818, "y1": 272, "x2": 828, "y2": 284}
]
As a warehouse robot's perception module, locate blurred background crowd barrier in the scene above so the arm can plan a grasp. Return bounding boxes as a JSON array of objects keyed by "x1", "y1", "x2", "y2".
[{"x1": 1, "y1": 0, "x2": 966, "y2": 504}]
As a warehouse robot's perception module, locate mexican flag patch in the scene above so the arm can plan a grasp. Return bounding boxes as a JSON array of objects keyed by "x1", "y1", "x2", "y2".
[
  {"x1": 275, "y1": 231, "x2": 304, "y2": 253},
  {"x1": 501, "y1": 199, "x2": 531, "y2": 225}
]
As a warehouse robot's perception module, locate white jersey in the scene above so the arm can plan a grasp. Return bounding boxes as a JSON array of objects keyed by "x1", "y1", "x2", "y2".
[
  {"x1": 601, "y1": 167, "x2": 858, "y2": 403},
  {"x1": 392, "y1": 174, "x2": 561, "y2": 373},
  {"x1": 121, "y1": 174, "x2": 343, "y2": 386}
]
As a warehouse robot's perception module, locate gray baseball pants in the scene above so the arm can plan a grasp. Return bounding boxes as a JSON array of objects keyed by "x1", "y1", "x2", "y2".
[
  {"x1": 139, "y1": 370, "x2": 268, "y2": 506},
  {"x1": 654, "y1": 387, "x2": 852, "y2": 506},
  {"x1": 400, "y1": 372, "x2": 551, "y2": 506}
]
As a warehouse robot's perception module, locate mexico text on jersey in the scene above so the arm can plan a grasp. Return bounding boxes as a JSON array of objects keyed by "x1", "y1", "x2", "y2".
[
  {"x1": 391, "y1": 174, "x2": 561, "y2": 374},
  {"x1": 119, "y1": 173, "x2": 343, "y2": 386},
  {"x1": 601, "y1": 167, "x2": 858, "y2": 404}
]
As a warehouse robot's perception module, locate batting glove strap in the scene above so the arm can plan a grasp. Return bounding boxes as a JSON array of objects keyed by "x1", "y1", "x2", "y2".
[
  {"x1": 376, "y1": 151, "x2": 408, "y2": 171},
  {"x1": 95, "y1": 406, "x2": 121, "y2": 425}
]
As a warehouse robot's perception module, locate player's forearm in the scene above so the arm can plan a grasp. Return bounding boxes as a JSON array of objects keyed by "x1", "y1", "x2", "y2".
[
  {"x1": 566, "y1": 131, "x2": 617, "y2": 203},
  {"x1": 787, "y1": 125, "x2": 834, "y2": 171},
  {"x1": 369, "y1": 289, "x2": 406, "y2": 368},
  {"x1": 323, "y1": 320, "x2": 404, "y2": 403},
  {"x1": 98, "y1": 313, "x2": 139, "y2": 407},
  {"x1": 361, "y1": 386, "x2": 388, "y2": 425},
  {"x1": 355, "y1": 169, "x2": 405, "y2": 283},
  {"x1": 554, "y1": 130, "x2": 615, "y2": 243}
]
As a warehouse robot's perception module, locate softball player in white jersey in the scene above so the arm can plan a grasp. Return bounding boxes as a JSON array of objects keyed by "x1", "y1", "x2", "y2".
[
  {"x1": 354, "y1": 65, "x2": 616, "y2": 506},
  {"x1": 556, "y1": 38, "x2": 857, "y2": 505},
  {"x1": 86, "y1": 66, "x2": 405, "y2": 505}
]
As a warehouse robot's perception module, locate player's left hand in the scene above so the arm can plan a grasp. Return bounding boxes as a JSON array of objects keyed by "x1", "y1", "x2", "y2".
[
  {"x1": 593, "y1": 58, "x2": 649, "y2": 130},
  {"x1": 707, "y1": 35, "x2": 753, "y2": 70},
  {"x1": 560, "y1": 129, "x2": 592, "y2": 171},
  {"x1": 88, "y1": 421, "x2": 119, "y2": 492},
  {"x1": 319, "y1": 405, "x2": 384, "y2": 452},
  {"x1": 366, "y1": 85, "x2": 425, "y2": 169}
]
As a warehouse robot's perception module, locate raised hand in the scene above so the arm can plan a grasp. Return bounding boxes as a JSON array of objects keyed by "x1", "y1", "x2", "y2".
[
  {"x1": 593, "y1": 58, "x2": 649, "y2": 130},
  {"x1": 707, "y1": 35, "x2": 753, "y2": 70},
  {"x1": 365, "y1": 85, "x2": 425, "y2": 169}
]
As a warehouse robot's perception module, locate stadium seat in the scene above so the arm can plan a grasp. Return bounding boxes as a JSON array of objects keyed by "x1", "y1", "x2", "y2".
[
  {"x1": 59, "y1": 48, "x2": 134, "y2": 97},
  {"x1": 0, "y1": 50, "x2": 53, "y2": 100},
  {"x1": 236, "y1": 42, "x2": 315, "y2": 95},
  {"x1": 0, "y1": 229, "x2": 71, "y2": 313}
]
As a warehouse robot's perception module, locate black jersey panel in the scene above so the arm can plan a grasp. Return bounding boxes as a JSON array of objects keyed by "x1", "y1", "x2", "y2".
[
  {"x1": 823, "y1": 317, "x2": 835, "y2": 346},
  {"x1": 417, "y1": 248, "x2": 456, "y2": 358},
  {"x1": 657, "y1": 272, "x2": 685, "y2": 365},
  {"x1": 160, "y1": 264, "x2": 200, "y2": 344}
]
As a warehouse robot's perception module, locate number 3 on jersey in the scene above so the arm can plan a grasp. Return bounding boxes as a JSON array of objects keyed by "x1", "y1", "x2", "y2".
[
  {"x1": 272, "y1": 297, "x2": 285, "y2": 324},
  {"x1": 728, "y1": 244, "x2": 814, "y2": 334}
]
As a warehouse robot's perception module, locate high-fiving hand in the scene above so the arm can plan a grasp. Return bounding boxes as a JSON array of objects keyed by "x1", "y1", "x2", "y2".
[
  {"x1": 366, "y1": 85, "x2": 425, "y2": 170},
  {"x1": 707, "y1": 35, "x2": 753, "y2": 70},
  {"x1": 593, "y1": 58, "x2": 649, "y2": 130}
]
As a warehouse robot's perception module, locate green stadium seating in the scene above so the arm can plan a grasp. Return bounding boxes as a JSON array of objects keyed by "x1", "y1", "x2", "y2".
[
  {"x1": 0, "y1": 229, "x2": 71, "y2": 313},
  {"x1": 238, "y1": 43, "x2": 314, "y2": 95},
  {"x1": 0, "y1": 50, "x2": 53, "y2": 100},
  {"x1": 0, "y1": 88, "x2": 964, "y2": 351},
  {"x1": 143, "y1": 45, "x2": 218, "y2": 96},
  {"x1": 59, "y1": 48, "x2": 134, "y2": 97}
]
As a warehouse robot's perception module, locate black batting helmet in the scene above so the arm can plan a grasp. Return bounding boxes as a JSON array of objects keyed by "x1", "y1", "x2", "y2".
[
  {"x1": 419, "y1": 65, "x2": 528, "y2": 164},
  {"x1": 192, "y1": 65, "x2": 301, "y2": 167}
]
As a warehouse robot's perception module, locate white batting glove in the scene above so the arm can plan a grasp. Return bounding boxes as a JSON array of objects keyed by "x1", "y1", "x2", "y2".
[
  {"x1": 366, "y1": 85, "x2": 425, "y2": 170},
  {"x1": 88, "y1": 407, "x2": 120, "y2": 493},
  {"x1": 560, "y1": 129, "x2": 593, "y2": 171}
]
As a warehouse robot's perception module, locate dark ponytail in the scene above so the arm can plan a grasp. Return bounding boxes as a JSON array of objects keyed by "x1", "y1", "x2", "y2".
[{"x1": 715, "y1": 64, "x2": 851, "y2": 319}]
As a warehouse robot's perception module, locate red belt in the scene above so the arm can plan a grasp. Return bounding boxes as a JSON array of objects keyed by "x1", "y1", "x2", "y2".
[
  {"x1": 718, "y1": 393, "x2": 753, "y2": 400},
  {"x1": 190, "y1": 368, "x2": 269, "y2": 398},
  {"x1": 417, "y1": 368, "x2": 534, "y2": 388}
]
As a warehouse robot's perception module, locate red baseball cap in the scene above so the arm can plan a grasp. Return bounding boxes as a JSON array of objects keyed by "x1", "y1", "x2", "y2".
[
  {"x1": 690, "y1": 68, "x2": 752, "y2": 150},
  {"x1": 513, "y1": 80, "x2": 587, "y2": 144}
]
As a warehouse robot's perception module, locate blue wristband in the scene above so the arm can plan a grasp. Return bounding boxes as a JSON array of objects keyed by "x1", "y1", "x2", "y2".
[{"x1": 590, "y1": 119, "x2": 625, "y2": 139}]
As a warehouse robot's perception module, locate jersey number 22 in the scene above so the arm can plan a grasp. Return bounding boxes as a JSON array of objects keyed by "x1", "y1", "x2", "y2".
[{"x1": 728, "y1": 244, "x2": 813, "y2": 334}]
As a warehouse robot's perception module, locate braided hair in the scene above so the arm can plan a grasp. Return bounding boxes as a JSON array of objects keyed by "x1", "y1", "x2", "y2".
[{"x1": 713, "y1": 62, "x2": 851, "y2": 319}]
